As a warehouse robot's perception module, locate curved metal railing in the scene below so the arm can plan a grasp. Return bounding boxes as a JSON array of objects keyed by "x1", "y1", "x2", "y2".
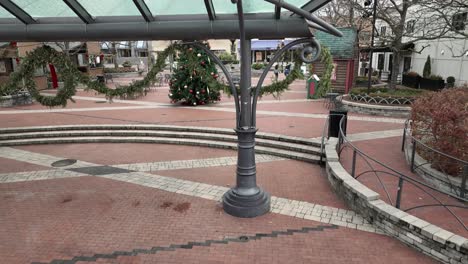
[
  {"x1": 327, "y1": 115, "x2": 468, "y2": 231},
  {"x1": 402, "y1": 119, "x2": 468, "y2": 198}
]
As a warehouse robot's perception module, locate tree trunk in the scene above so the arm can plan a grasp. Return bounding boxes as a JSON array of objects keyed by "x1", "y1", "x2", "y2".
[
  {"x1": 389, "y1": 50, "x2": 401, "y2": 89},
  {"x1": 111, "y1": 42, "x2": 119, "y2": 68}
]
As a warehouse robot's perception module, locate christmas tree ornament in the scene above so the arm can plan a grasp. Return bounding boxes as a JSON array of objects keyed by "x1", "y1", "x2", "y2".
[
  {"x1": 196, "y1": 91, "x2": 200, "y2": 94},
  {"x1": 197, "y1": 53, "x2": 201, "y2": 57},
  {"x1": 184, "y1": 85, "x2": 188, "y2": 88}
]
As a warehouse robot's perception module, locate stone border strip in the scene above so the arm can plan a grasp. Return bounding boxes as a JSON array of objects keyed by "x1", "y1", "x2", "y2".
[
  {"x1": 0, "y1": 170, "x2": 86, "y2": 183},
  {"x1": 341, "y1": 96, "x2": 411, "y2": 118},
  {"x1": 324, "y1": 138, "x2": 468, "y2": 264},
  {"x1": 114, "y1": 154, "x2": 284, "y2": 172},
  {"x1": 32, "y1": 225, "x2": 339, "y2": 264}
]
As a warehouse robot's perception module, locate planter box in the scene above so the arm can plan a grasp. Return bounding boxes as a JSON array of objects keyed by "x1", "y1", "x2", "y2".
[
  {"x1": 0, "y1": 92, "x2": 33, "y2": 107},
  {"x1": 402, "y1": 74, "x2": 420, "y2": 88},
  {"x1": 420, "y1": 77, "x2": 445, "y2": 91}
]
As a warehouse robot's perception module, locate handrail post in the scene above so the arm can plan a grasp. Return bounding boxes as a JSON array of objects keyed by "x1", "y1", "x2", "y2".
[
  {"x1": 410, "y1": 139, "x2": 416, "y2": 173},
  {"x1": 461, "y1": 165, "x2": 467, "y2": 198},
  {"x1": 337, "y1": 128, "x2": 342, "y2": 157},
  {"x1": 396, "y1": 177, "x2": 404, "y2": 209},
  {"x1": 351, "y1": 149, "x2": 357, "y2": 178},
  {"x1": 401, "y1": 124, "x2": 406, "y2": 152}
]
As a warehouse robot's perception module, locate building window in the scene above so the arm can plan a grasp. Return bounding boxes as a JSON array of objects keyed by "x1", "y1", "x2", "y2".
[
  {"x1": 380, "y1": 26, "x2": 387, "y2": 36},
  {"x1": 406, "y1": 20, "x2": 415, "y2": 33},
  {"x1": 137, "y1": 51, "x2": 148, "y2": 57},
  {"x1": 452, "y1": 12, "x2": 467, "y2": 31},
  {"x1": 118, "y1": 49, "x2": 131, "y2": 57}
]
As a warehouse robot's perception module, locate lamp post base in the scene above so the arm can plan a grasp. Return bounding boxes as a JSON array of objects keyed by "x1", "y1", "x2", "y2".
[{"x1": 222, "y1": 188, "x2": 270, "y2": 218}]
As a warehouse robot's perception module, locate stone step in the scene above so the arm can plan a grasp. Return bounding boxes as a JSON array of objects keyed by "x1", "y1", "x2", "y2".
[
  {"x1": 0, "y1": 130, "x2": 322, "y2": 156},
  {"x1": 0, "y1": 136, "x2": 322, "y2": 164},
  {"x1": 0, "y1": 124, "x2": 321, "y2": 147}
]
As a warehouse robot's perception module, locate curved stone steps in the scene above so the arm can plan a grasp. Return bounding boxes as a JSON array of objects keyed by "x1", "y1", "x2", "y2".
[
  {"x1": 0, "y1": 125, "x2": 323, "y2": 163},
  {"x1": 0, "y1": 136, "x2": 321, "y2": 163},
  {"x1": 0, "y1": 130, "x2": 321, "y2": 156},
  {"x1": 0, "y1": 125, "x2": 321, "y2": 146}
]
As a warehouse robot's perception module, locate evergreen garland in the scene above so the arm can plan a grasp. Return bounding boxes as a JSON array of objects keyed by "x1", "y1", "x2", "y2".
[
  {"x1": 222, "y1": 50, "x2": 305, "y2": 98},
  {"x1": 0, "y1": 41, "x2": 300, "y2": 107},
  {"x1": 313, "y1": 46, "x2": 334, "y2": 98},
  {"x1": 0, "y1": 44, "x2": 177, "y2": 107}
]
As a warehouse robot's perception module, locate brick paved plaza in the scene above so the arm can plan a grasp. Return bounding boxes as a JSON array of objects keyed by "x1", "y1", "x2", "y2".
[{"x1": 0, "y1": 76, "x2": 462, "y2": 263}]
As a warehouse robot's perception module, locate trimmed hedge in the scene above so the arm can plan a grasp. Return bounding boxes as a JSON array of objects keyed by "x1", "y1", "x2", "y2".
[{"x1": 350, "y1": 87, "x2": 428, "y2": 99}]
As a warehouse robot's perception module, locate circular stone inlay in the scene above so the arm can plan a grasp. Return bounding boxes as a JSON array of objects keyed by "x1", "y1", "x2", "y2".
[{"x1": 51, "y1": 159, "x2": 77, "y2": 167}]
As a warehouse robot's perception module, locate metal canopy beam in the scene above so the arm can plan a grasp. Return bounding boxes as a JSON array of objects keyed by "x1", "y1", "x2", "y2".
[
  {"x1": 0, "y1": 16, "x2": 312, "y2": 41},
  {"x1": 274, "y1": 5, "x2": 281, "y2": 19},
  {"x1": 298, "y1": 0, "x2": 329, "y2": 13},
  {"x1": 132, "y1": 0, "x2": 154, "y2": 22},
  {"x1": 63, "y1": 0, "x2": 94, "y2": 24},
  {"x1": 204, "y1": 0, "x2": 216, "y2": 20},
  {"x1": 0, "y1": 0, "x2": 35, "y2": 24}
]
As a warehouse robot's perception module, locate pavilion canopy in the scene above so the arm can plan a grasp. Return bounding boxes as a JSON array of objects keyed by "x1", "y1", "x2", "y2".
[{"x1": 0, "y1": 0, "x2": 339, "y2": 41}]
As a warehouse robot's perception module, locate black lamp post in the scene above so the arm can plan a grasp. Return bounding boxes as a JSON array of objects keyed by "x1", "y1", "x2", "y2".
[
  {"x1": 186, "y1": 0, "x2": 340, "y2": 218},
  {"x1": 365, "y1": 0, "x2": 378, "y2": 93}
]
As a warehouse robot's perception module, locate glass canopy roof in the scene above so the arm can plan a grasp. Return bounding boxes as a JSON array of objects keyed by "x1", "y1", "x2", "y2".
[
  {"x1": 0, "y1": 0, "x2": 315, "y2": 18},
  {"x1": 12, "y1": 0, "x2": 77, "y2": 17},
  {"x1": 0, "y1": 5, "x2": 13, "y2": 17},
  {"x1": 0, "y1": 0, "x2": 342, "y2": 42}
]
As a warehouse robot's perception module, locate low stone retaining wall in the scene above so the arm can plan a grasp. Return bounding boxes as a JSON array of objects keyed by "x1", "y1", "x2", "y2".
[
  {"x1": 325, "y1": 138, "x2": 468, "y2": 264},
  {"x1": 0, "y1": 93, "x2": 33, "y2": 107},
  {"x1": 404, "y1": 140, "x2": 465, "y2": 197},
  {"x1": 341, "y1": 96, "x2": 411, "y2": 118}
]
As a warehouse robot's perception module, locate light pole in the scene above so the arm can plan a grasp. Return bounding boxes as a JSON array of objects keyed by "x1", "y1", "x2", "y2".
[
  {"x1": 186, "y1": 0, "x2": 339, "y2": 218},
  {"x1": 365, "y1": 0, "x2": 378, "y2": 93}
]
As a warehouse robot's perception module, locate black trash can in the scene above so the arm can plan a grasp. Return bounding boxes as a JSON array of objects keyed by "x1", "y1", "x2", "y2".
[
  {"x1": 97, "y1": 75, "x2": 105, "y2": 83},
  {"x1": 328, "y1": 110, "x2": 347, "y2": 138}
]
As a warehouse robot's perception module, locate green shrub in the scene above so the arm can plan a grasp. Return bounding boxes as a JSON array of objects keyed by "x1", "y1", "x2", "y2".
[
  {"x1": 423, "y1": 55, "x2": 431, "y2": 78},
  {"x1": 429, "y1": 74, "x2": 443, "y2": 80},
  {"x1": 355, "y1": 76, "x2": 379, "y2": 85},
  {"x1": 122, "y1": 61, "x2": 132, "y2": 67},
  {"x1": 103, "y1": 67, "x2": 136, "y2": 73},
  {"x1": 446, "y1": 76, "x2": 455, "y2": 83},
  {"x1": 251, "y1": 63, "x2": 265, "y2": 70},
  {"x1": 350, "y1": 87, "x2": 427, "y2": 98},
  {"x1": 411, "y1": 88, "x2": 468, "y2": 176},
  {"x1": 219, "y1": 52, "x2": 234, "y2": 62},
  {"x1": 406, "y1": 71, "x2": 420, "y2": 77}
]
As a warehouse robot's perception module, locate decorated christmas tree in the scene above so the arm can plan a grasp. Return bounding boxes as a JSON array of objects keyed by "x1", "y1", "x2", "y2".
[{"x1": 168, "y1": 44, "x2": 221, "y2": 106}]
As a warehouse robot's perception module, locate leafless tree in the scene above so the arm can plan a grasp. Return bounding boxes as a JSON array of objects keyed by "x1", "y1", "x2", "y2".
[
  {"x1": 350, "y1": 0, "x2": 466, "y2": 88},
  {"x1": 320, "y1": 0, "x2": 371, "y2": 46}
]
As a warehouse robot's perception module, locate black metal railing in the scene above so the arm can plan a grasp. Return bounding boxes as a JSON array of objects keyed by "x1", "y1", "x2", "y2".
[
  {"x1": 402, "y1": 119, "x2": 468, "y2": 198},
  {"x1": 325, "y1": 115, "x2": 468, "y2": 231}
]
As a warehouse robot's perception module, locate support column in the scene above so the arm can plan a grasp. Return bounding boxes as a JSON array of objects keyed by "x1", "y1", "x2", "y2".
[{"x1": 222, "y1": 1, "x2": 270, "y2": 217}]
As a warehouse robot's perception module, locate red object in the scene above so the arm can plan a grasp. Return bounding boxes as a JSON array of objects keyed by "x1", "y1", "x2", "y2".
[
  {"x1": 201, "y1": 61, "x2": 205, "y2": 66},
  {"x1": 309, "y1": 81, "x2": 315, "y2": 98},
  {"x1": 48, "y1": 63, "x2": 59, "y2": 89},
  {"x1": 100, "y1": 54, "x2": 104, "y2": 62},
  {"x1": 15, "y1": 57, "x2": 20, "y2": 64},
  {"x1": 10, "y1": 42, "x2": 17, "y2": 48},
  {"x1": 189, "y1": 89, "x2": 193, "y2": 93},
  {"x1": 344, "y1": 60, "x2": 355, "y2": 94}
]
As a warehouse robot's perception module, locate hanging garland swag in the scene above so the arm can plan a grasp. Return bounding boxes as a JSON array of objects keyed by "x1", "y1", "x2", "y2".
[{"x1": 0, "y1": 43, "x2": 295, "y2": 107}]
